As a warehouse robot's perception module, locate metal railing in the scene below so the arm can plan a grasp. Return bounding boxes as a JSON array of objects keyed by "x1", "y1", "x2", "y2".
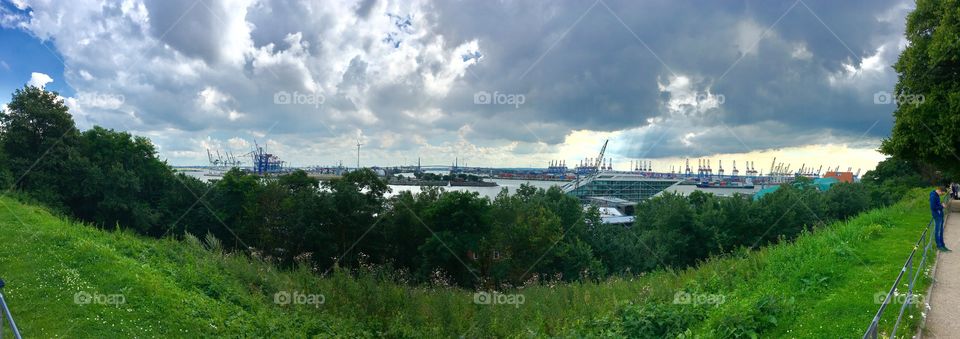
[
  {"x1": 0, "y1": 278, "x2": 22, "y2": 339},
  {"x1": 863, "y1": 200, "x2": 947, "y2": 338}
]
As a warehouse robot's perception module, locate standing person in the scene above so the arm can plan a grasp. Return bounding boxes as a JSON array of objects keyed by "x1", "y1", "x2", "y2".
[{"x1": 932, "y1": 186, "x2": 950, "y2": 251}]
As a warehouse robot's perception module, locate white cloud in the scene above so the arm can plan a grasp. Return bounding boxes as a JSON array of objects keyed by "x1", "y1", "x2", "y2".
[
  {"x1": 28, "y1": 72, "x2": 53, "y2": 88},
  {"x1": 78, "y1": 70, "x2": 94, "y2": 80},
  {"x1": 827, "y1": 43, "x2": 898, "y2": 91},
  {"x1": 2, "y1": 0, "x2": 909, "y2": 173},
  {"x1": 228, "y1": 137, "x2": 250, "y2": 150},
  {"x1": 423, "y1": 39, "x2": 482, "y2": 96},
  {"x1": 735, "y1": 20, "x2": 767, "y2": 57},
  {"x1": 657, "y1": 75, "x2": 724, "y2": 116},
  {"x1": 791, "y1": 43, "x2": 813, "y2": 60},
  {"x1": 10, "y1": 0, "x2": 28, "y2": 10},
  {"x1": 198, "y1": 87, "x2": 229, "y2": 112}
]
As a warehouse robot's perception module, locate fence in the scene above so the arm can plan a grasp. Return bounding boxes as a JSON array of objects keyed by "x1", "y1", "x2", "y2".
[
  {"x1": 0, "y1": 278, "x2": 22, "y2": 339},
  {"x1": 862, "y1": 197, "x2": 948, "y2": 338}
]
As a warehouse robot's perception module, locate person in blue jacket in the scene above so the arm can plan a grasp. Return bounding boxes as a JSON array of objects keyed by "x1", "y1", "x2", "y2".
[{"x1": 931, "y1": 186, "x2": 949, "y2": 251}]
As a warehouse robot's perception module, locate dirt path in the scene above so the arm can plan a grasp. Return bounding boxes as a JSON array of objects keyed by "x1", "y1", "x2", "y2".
[{"x1": 924, "y1": 200, "x2": 960, "y2": 338}]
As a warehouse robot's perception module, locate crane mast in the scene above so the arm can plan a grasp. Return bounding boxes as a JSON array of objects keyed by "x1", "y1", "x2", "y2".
[{"x1": 594, "y1": 139, "x2": 608, "y2": 170}]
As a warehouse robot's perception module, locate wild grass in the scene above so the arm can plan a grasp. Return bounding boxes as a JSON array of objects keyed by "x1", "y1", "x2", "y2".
[{"x1": 0, "y1": 189, "x2": 934, "y2": 337}]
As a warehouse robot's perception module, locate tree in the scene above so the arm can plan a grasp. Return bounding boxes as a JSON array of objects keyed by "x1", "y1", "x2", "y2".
[
  {"x1": 633, "y1": 193, "x2": 707, "y2": 269},
  {"x1": 861, "y1": 156, "x2": 925, "y2": 186},
  {"x1": 323, "y1": 168, "x2": 390, "y2": 267},
  {"x1": 159, "y1": 173, "x2": 217, "y2": 238},
  {"x1": 278, "y1": 169, "x2": 319, "y2": 191},
  {"x1": 881, "y1": 0, "x2": 960, "y2": 177},
  {"x1": 378, "y1": 188, "x2": 440, "y2": 272},
  {"x1": 69, "y1": 126, "x2": 172, "y2": 232},
  {"x1": 418, "y1": 190, "x2": 491, "y2": 286},
  {"x1": 207, "y1": 168, "x2": 261, "y2": 244},
  {"x1": 861, "y1": 156, "x2": 928, "y2": 206},
  {"x1": 824, "y1": 183, "x2": 871, "y2": 220},
  {"x1": 0, "y1": 86, "x2": 80, "y2": 206},
  {"x1": 0, "y1": 148, "x2": 12, "y2": 189}
]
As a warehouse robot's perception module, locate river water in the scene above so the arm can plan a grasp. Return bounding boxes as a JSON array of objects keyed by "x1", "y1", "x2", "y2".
[
  {"x1": 178, "y1": 169, "x2": 564, "y2": 200},
  {"x1": 385, "y1": 178, "x2": 563, "y2": 200}
]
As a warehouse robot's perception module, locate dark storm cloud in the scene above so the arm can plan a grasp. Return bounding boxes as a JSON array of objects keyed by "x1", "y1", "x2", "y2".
[{"x1": 427, "y1": 0, "x2": 906, "y2": 156}]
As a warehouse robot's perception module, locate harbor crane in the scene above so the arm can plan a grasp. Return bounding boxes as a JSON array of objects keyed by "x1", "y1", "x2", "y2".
[
  {"x1": 594, "y1": 140, "x2": 608, "y2": 170},
  {"x1": 207, "y1": 148, "x2": 242, "y2": 168}
]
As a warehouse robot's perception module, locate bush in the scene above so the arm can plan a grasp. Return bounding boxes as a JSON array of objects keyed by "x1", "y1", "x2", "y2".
[{"x1": 620, "y1": 301, "x2": 704, "y2": 337}]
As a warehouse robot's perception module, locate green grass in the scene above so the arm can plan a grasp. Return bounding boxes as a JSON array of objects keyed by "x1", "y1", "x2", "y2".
[
  {"x1": 0, "y1": 189, "x2": 937, "y2": 337},
  {"x1": 573, "y1": 189, "x2": 936, "y2": 338}
]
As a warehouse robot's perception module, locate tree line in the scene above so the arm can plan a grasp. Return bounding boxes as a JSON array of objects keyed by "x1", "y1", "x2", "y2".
[{"x1": 0, "y1": 86, "x2": 926, "y2": 288}]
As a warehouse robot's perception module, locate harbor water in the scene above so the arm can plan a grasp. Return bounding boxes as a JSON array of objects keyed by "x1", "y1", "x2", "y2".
[{"x1": 179, "y1": 169, "x2": 562, "y2": 200}]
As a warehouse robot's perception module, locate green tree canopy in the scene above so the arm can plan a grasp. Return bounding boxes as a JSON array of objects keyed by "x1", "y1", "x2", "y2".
[
  {"x1": 881, "y1": 0, "x2": 960, "y2": 177},
  {"x1": 0, "y1": 86, "x2": 80, "y2": 205}
]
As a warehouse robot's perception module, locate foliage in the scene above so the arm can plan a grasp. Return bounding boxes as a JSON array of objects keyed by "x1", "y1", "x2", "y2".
[
  {"x1": 69, "y1": 126, "x2": 176, "y2": 233},
  {"x1": 881, "y1": 0, "x2": 960, "y2": 178},
  {"x1": 0, "y1": 86, "x2": 80, "y2": 208},
  {"x1": 862, "y1": 156, "x2": 932, "y2": 206},
  {"x1": 0, "y1": 147, "x2": 12, "y2": 189},
  {"x1": 0, "y1": 189, "x2": 935, "y2": 337}
]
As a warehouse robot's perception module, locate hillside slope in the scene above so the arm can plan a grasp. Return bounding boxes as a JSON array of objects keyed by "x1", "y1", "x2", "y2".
[
  {"x1": 0, "y1": 196, "x2": 367, "y2": 337},
  {"x1": 573, "y1": 189, "x2": 935, "y2": 337},
  {"x1": 0, "y1": 190, "x2": 935, "y2": 337}
]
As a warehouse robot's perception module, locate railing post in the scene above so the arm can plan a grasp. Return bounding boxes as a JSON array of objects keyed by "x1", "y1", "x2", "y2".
[
  {"x1": 891, "y1": 255, "x2": 914, "y2": 336},
  {"x1": 864, "y1": 219, "x2": 934, "y2": 338},
  {"x1": 0, "y1": 279, "x2": 4, "y2": 339},
  {"x1": 0, "y1": 279, "x2": 21, "y2": 339}
]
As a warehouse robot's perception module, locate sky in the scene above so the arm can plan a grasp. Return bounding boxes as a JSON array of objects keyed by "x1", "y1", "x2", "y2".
[{"x1": 0, "y1": 0, "x2": 912, "y2": 173}]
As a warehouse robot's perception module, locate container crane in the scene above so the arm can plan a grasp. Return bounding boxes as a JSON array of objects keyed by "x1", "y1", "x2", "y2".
[{"x1": 594, "y1": 140, "x2": 608, "y2": 171}]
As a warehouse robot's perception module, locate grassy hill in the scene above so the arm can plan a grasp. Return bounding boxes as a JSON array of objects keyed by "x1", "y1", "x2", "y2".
[{"x1": 0, "y1": 190, "x2": 935, "y2": 337}]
